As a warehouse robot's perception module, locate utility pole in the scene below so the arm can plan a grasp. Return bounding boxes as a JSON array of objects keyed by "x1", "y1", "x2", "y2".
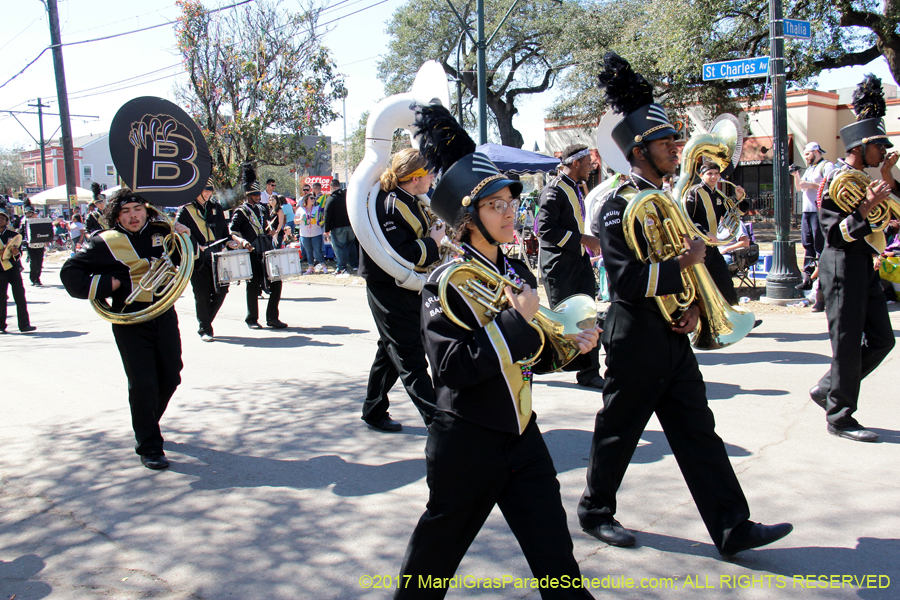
[
  {"x1": 27, "y1": 98, "x2": 50, "y2": 190},
  {"x1": 764, "y1": 0, "x2": 803, "y2": 300},
  {"x1": 342, "y1": 95, "x2": 348, "y2": 187},
  {"x1": 46, "y1": 0, "x2": 78, "y2": 212}
]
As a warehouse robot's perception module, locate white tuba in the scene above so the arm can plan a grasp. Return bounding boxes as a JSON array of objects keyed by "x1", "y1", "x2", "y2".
[{"x1": 347, "y1": 61, "x2": 451, "y2": 291}]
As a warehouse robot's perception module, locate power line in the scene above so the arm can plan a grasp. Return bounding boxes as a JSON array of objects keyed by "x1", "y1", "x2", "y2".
[
  {"x1": 67, "y1": 63, "x2": 183, "y2": 96},
  {"x1": 318, "y1": 0, "x2": 389, "y2": 28},
  {"x1": 68, "y1": 70, "x2": 186, "y2": 101},
  {"x1": 0, "y1": 48, "x2": 49, "y2": 92}
]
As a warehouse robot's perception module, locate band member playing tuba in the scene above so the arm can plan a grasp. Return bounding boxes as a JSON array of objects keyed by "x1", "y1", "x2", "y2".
[
  {"x1": 393, "y1": 105, "x2": 599, "y2": 598},
  {"x1": 537, "y1": 144, "x2": 605, "y2": 390},
  {"x1": 579, "y1": 52, "x2": 791, "y2": 557},
  {"x1": 809, "y1": 75, "x2": 897, "y2": 443},
  {"x1": 177, "y1": 177, "x2": 231, "y2": 341},
  {"x1": 230, "y1": 163, "x2": 287, "y2": 330},
  {"x1": 61, "y1": 191, "x2": 194, "y2": 469},
  {"x1": 683, "y1": 160, "x2": 749, "y2": 305},
  {"x1": 358, "y1": 148, "x2": 441, "y2": 432}
]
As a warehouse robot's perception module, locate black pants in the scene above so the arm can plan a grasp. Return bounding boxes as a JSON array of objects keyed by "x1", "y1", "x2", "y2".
[
  {"x1": 0, "y1": 266, "x2": 31, "y2": 332},
  {"x1": 540, "y1": 249, "x2": 601, "y2": 382},
  {"x1": 578, "y1": 302, "x2": 750, "y2": 553},
  {"x1": 363, "y1": 281, "x2": 436, "y2": 426},
  {"x1": 27, "y1": 247, "x2": 44, "y2": 284},
  {"x1": 246, "y1": 252, "x2": 282, "y2": 324},
  {"x1": 816, "y1": 250, "x2": 894, "y2": 427},
  {"x1": 396, "y1": 412, "x2": 593, "y2": 599},
  {"x1": 111, "y1": 308, "x2": 183, "y2": 456},
  {"x1": 191, "y1": 260, "x2": 228, "y2": 335},
  {"x1": 705, "y1": 246, "x2": 739, "y2": 306},
  {"x1": 800, "y1": 211, "x2": 825, "y2": 269}
]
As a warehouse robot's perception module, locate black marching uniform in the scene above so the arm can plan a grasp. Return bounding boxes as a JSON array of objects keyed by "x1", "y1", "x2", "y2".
[
  {"x1": 85, "y1": 209, "x2": 106, "y2": 235},
  {"x1": 358, "y1": 186, "x2": 438, "y2": 426},
  {"x1": 536, "y1": 174, "x2": 601, "y2": 382},
  {"x1": 230, "y1": 201, "x2": 282, "y2": 326},
  {"x1": 23, "y1": 216, "x2": 45, "y2": 286},
  {"x1": 177, "y1": 198, "x2": 230, "y2": 336},
  {"x1": 60, "y1": 221, "x2": 187, "y2": 457},
  {"x1": 396, "y1": 245, "x2": 592, "y2": 599},
  {"x1": 0, "y1": 224, "x2": 32, "y2": 332},
  {"x1": 814, "y1": 158, "x2": 895, "y2": 427},
  {"x1": 580, "y1": 174, "x2": 752, "y2": 553},
  {"x1": 683, "y1": 182, "x2": 749, "y2": 305}
]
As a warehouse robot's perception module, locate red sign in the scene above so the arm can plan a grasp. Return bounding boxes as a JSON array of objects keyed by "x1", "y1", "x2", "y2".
[{"x1": 304, "y1": 176, "x2": 332, "y2": 194}]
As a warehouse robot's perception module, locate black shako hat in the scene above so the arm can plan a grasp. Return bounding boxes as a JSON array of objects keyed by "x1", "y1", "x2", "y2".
[
  {"x1": 840, "y1": 74, "x2": 893, "y2": 153},
  {"x1": 414, "y1": 104, "x2": 522, "y2": 245},
  {"x1": 598, "y1": 52, "x2": 681, "y2": 160},
  {"x1": 108, "y1": 96, "x2": 212, "y2": 207}
]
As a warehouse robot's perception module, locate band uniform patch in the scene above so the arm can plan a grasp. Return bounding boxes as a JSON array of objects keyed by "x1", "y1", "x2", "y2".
[{"x1": 152, "y1": 233, "x2": 164, "y2": 247}]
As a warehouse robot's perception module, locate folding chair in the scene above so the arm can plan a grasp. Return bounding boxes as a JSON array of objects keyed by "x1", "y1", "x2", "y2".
[{"x1": 729, "y1": 243, "x2": 760, "y2": 289}]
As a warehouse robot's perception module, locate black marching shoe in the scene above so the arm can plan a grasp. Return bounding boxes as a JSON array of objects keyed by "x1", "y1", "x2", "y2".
[
  {"x1": 577, "y1": 376, "x2": 605, "y2": 390},
  {"x1": 267, "y1": 320, "x2": 288, "y2": 329},
  {"x1": 20, "y1": 325, "x2": 37, "y2": 333},
  {"x1": 140, "y1": 453, "x2": 170, "y2": 470},
  {"x1": 827, "y1": 423, "x2": 879, "y2": 442},
  {"x1": 809, "y1": 385, "x2": 827, "y2": 409},
  {"x1": 720, "y1": 521, "x2": 793, "y2": 559},
  {"x1": 752, "y1": 319, "x2": 763, "y2": 329},
  {"x1": 246, "y1": 321, "x2": 263, "y2": 330},
  {"x1": 582, "y1": 519, "x2": 636, "y2": 547},
  {"x1": 363, "y1": 414, "x2": 402, "y2": 432}
]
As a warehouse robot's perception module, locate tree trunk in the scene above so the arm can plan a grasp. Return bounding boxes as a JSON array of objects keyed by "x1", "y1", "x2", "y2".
[{"x1": 487, "y1": 93, "x2": 525, "y2": 148}]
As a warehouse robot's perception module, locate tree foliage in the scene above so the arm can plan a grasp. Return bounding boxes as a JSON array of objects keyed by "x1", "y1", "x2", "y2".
[
  {"x1": 175, "y1": 0, "x2": 346, "y2": 187},
  {"x1": 549, "y1": 0, "x2": 897, "y2": 129},
  {"x1": 378, "y1": 0, "x2": 583, "y2": 148},
  {"x1": 0, "y1": 148, "x2": 27, "y2": 196}
]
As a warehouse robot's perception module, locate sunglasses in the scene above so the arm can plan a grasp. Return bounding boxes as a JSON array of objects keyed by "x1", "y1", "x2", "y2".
[
  {"x1": 303, "y1": 188, "x2": 310, "y2": 192},
  {"x1": 204, "y1": 186, "x2": 214, "y2": 191}
]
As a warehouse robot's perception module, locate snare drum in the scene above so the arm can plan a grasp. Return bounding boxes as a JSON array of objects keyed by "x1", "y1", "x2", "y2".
[
  {"x1": 264, "y1": 248, "x2": 304, "y2": 282},
  {"x1": 213, "y1": 249, "x2": 253, "y2": 287}
]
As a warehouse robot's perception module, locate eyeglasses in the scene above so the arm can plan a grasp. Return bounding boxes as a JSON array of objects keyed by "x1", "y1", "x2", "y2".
[{"x1": 479, "y1": 199, "x2": 520, "y2": 214}]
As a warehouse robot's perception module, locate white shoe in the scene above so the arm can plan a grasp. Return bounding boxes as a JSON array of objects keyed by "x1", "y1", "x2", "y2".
[{"x1": 201, "y1": 333, "x2": 214, "y2": 342}]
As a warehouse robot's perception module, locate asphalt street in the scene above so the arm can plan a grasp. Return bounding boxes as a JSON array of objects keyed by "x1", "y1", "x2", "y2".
[{"x1": 2, "y1": 260, "x2": 899, "y2": 599}]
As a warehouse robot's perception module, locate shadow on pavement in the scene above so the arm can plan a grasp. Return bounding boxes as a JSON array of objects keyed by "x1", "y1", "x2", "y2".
[
  {"x1": 697, "y1": 350, "x2": 831, "y2": 366},
  {"x1": 0, "y1": 554, "x2": 52, "y2": 599},
  {"x1": 23, "y1": 330, "x2": 87, "y2": 339},
  {"x1": 213, "y1": 334, "x2": 340, "y2": 349},
  {"x1": 290, "y1": 325, "x2": 369, "y2": 336},
  {"x1": 706, "y1": 381, "x2": 790, "y2": 400},
  {"x1": 751, "y1": 331, "x2": 831, "y2": 342},
  {"x1": 280, "y1": 296, "x2": 338, "y2": 303}
]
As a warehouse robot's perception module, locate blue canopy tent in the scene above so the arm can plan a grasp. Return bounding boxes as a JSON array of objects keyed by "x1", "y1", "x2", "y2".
[{"x1": 475, "y1": 144, "x2": 559, "y2": 174}]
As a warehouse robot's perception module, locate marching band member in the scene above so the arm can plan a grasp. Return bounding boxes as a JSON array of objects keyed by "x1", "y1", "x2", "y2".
[
  {"x1": 394, "y1": 104, "x2": 598, "y2": 599},
  {"x1": 0, "y1": 207, "x2": 35, "y2": 333},
  {"x1": 358, "y1": 148, "x2": 440, "y2": 432},
  {"x1": 177, "y1": 178, "x2": 231, "y2": 342},
  {"x1": 683, "y1": 161, "x2": 749, "y2": 305},
  {"x1": 85, "y1": 182, "x2": 108, "y2": 235},
  {"x1": 809, "y1": 75, "x2": 897, "y2": 442},
  {"x1": 537, "y1": 144, "x2": 604, "y2": 390},
  {"x1": 61, "y1": 190, "x2": 193, "y2": 469},
  {"x1": 580, "y1": 52, "x2": 791, "y2": 557},
  {"x1": 230, "y1": 163, "x2": 287, "y2": 330},
  {"x1": 23, "y1": 206, "x2": 46, "y2": 287}
]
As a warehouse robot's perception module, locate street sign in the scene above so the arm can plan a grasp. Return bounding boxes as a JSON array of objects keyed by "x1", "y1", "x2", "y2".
[
  {"x1": 783, "y1": 18, "x2": 811, "y2": 39},
  {"x1": 702, "y1": 57, "x2": 769, "y2": 81},
  {"x1": 25, "y1": 186, "x2": 46, "y2": 194}
]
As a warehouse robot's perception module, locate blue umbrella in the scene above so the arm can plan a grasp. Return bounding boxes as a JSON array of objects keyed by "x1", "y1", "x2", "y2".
[{"x1": 475, "y1": 143, "x2": 560, "y2": 174}]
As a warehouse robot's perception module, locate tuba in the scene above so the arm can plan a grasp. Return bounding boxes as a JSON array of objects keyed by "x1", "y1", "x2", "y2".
[
  {"x1": 347, "y1": 61, "x2": 452, "y2": 291},
  {"x1": 673, "y1": 114, "x2": 743, "y2": 245},
  {"x1": 437, "y1": 252, "x2": 598, "y2": 373},
  {"x1": 622, "y1": 188, "x2": 755, "y2": 350},
  {"x1": 91, "y1": 207, "x2": 195, "y2": 325},
  {"x1": 829, "y1": 170, "x2": 900, "y2": 232}
]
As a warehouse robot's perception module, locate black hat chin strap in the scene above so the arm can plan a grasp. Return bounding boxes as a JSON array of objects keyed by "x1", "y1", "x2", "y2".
[
  {"x1": 639, "y1": 142, "x2": 667, "y2": 180},
  {"x1": 860, "y1": 142, "x2": 871, "y2": 169},
  {"x1": 467, "y1": 204, "x2": 499, "y2": 246}
]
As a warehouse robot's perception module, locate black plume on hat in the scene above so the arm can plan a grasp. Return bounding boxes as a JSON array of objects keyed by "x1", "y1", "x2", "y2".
[
  {"x1": 241, "y1": 162, "x2": 261, "y2": 194},
  {"x1": 852, "y1": 74, "x2": 886, "y2": 120},
  {"x1": 91, "y1": 182, "x2": 102, "y2": 200},
  {"x1": 598, "y1": 52, "x2": 655, "y2": 116},
  {"x1": 414, "y1": 104, "x2": 477, "y2": 175}
]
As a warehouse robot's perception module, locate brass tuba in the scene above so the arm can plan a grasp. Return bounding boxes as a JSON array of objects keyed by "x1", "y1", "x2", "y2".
[
  {"x1": 437, "y1": 256, "x2": 597, "y2": 374},
  {"x1": 622, "y1": 188, "x2": 755, "y2": 350},
  {"x1": 829, "y1": 170, "x2": 900, "y2": 232},
  {"x1": 673, "y1": 114, "x2": 743, "y2": 244},
  {"x1": 91, "y1": 207, "x2": 195, "y2": 325}
]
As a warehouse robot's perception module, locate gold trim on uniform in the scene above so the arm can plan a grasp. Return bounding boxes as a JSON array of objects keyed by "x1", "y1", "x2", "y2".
[
  {"x1": 394, "y1": 201, "x2": 424, "y2": 239},
  {"x1": 645, "y1": 262, "x2": 660, "y2": 297},
  {"x1": 558, "y1": 231, "x2": 572, "y2": 248},
  {"x1": 185, "y1": 204, "x2": 215, "y2": 242},
  {"x1": 558, "y1": 178, "x2": 585, "y2": 255},
  {"x1": 839, "y1": 219, "x2": 855, "y2": 243},
  {"x1": 89, "y1": 274, "x2": 102, "y2": 300},
  {"x1": 98, "y1": 230, "x2": 153, "y2": 303},
  {"x1": 415, "y1": 239, "x2": 428, "y2": 267}
]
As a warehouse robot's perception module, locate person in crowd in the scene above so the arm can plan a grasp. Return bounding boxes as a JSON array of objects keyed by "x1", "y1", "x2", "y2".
[
  {"x1": 69, "y1": 214, "x2": 86, "y2": 247},
  {"x1": 261, "y1": 178, "x2": 276, "y2": 205},
  {"x1": 717, "y1": 219, "x2": 751, "y2": 266},
  {"x1": 268, "y1": 193, "x2": 287, "y2": 249},
  {"x1": 0, "y1": 208, "x2": 35, "y2": 334},
  {"x1": 792, "y1": 142, "x2": 834, "y2": 285},
  {"x1": 280, "y1": 193, "x2": 296, "y2": 237},
  {"x1": 297, "y1": 192, "x2": 327, "y2": 274},
  {"x1": 323, "y1": 183, "x2": 358, "y2": 275}
]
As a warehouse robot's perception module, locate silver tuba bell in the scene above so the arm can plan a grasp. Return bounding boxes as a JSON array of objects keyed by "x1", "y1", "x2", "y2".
[{"x1": 347, "y1": 61, "x2": 452, "y2": 291}]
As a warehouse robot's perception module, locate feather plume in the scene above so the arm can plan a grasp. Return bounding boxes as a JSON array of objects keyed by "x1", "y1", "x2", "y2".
[
  {"x1": 852, "y1": 74, "x2": 886, "y2": 120},
  {"x1": 241, "y1": 162, "x2": 257, "y2": 189},
  {"x1": 597, "y1": 52, "x2": 655, "y2": 116},
  {"x1": 413, "y1": 104, "x2": 476, "y2": 174},
  {"x1": 91, "y1": 182, "x2": 102, "y2": 199}
]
